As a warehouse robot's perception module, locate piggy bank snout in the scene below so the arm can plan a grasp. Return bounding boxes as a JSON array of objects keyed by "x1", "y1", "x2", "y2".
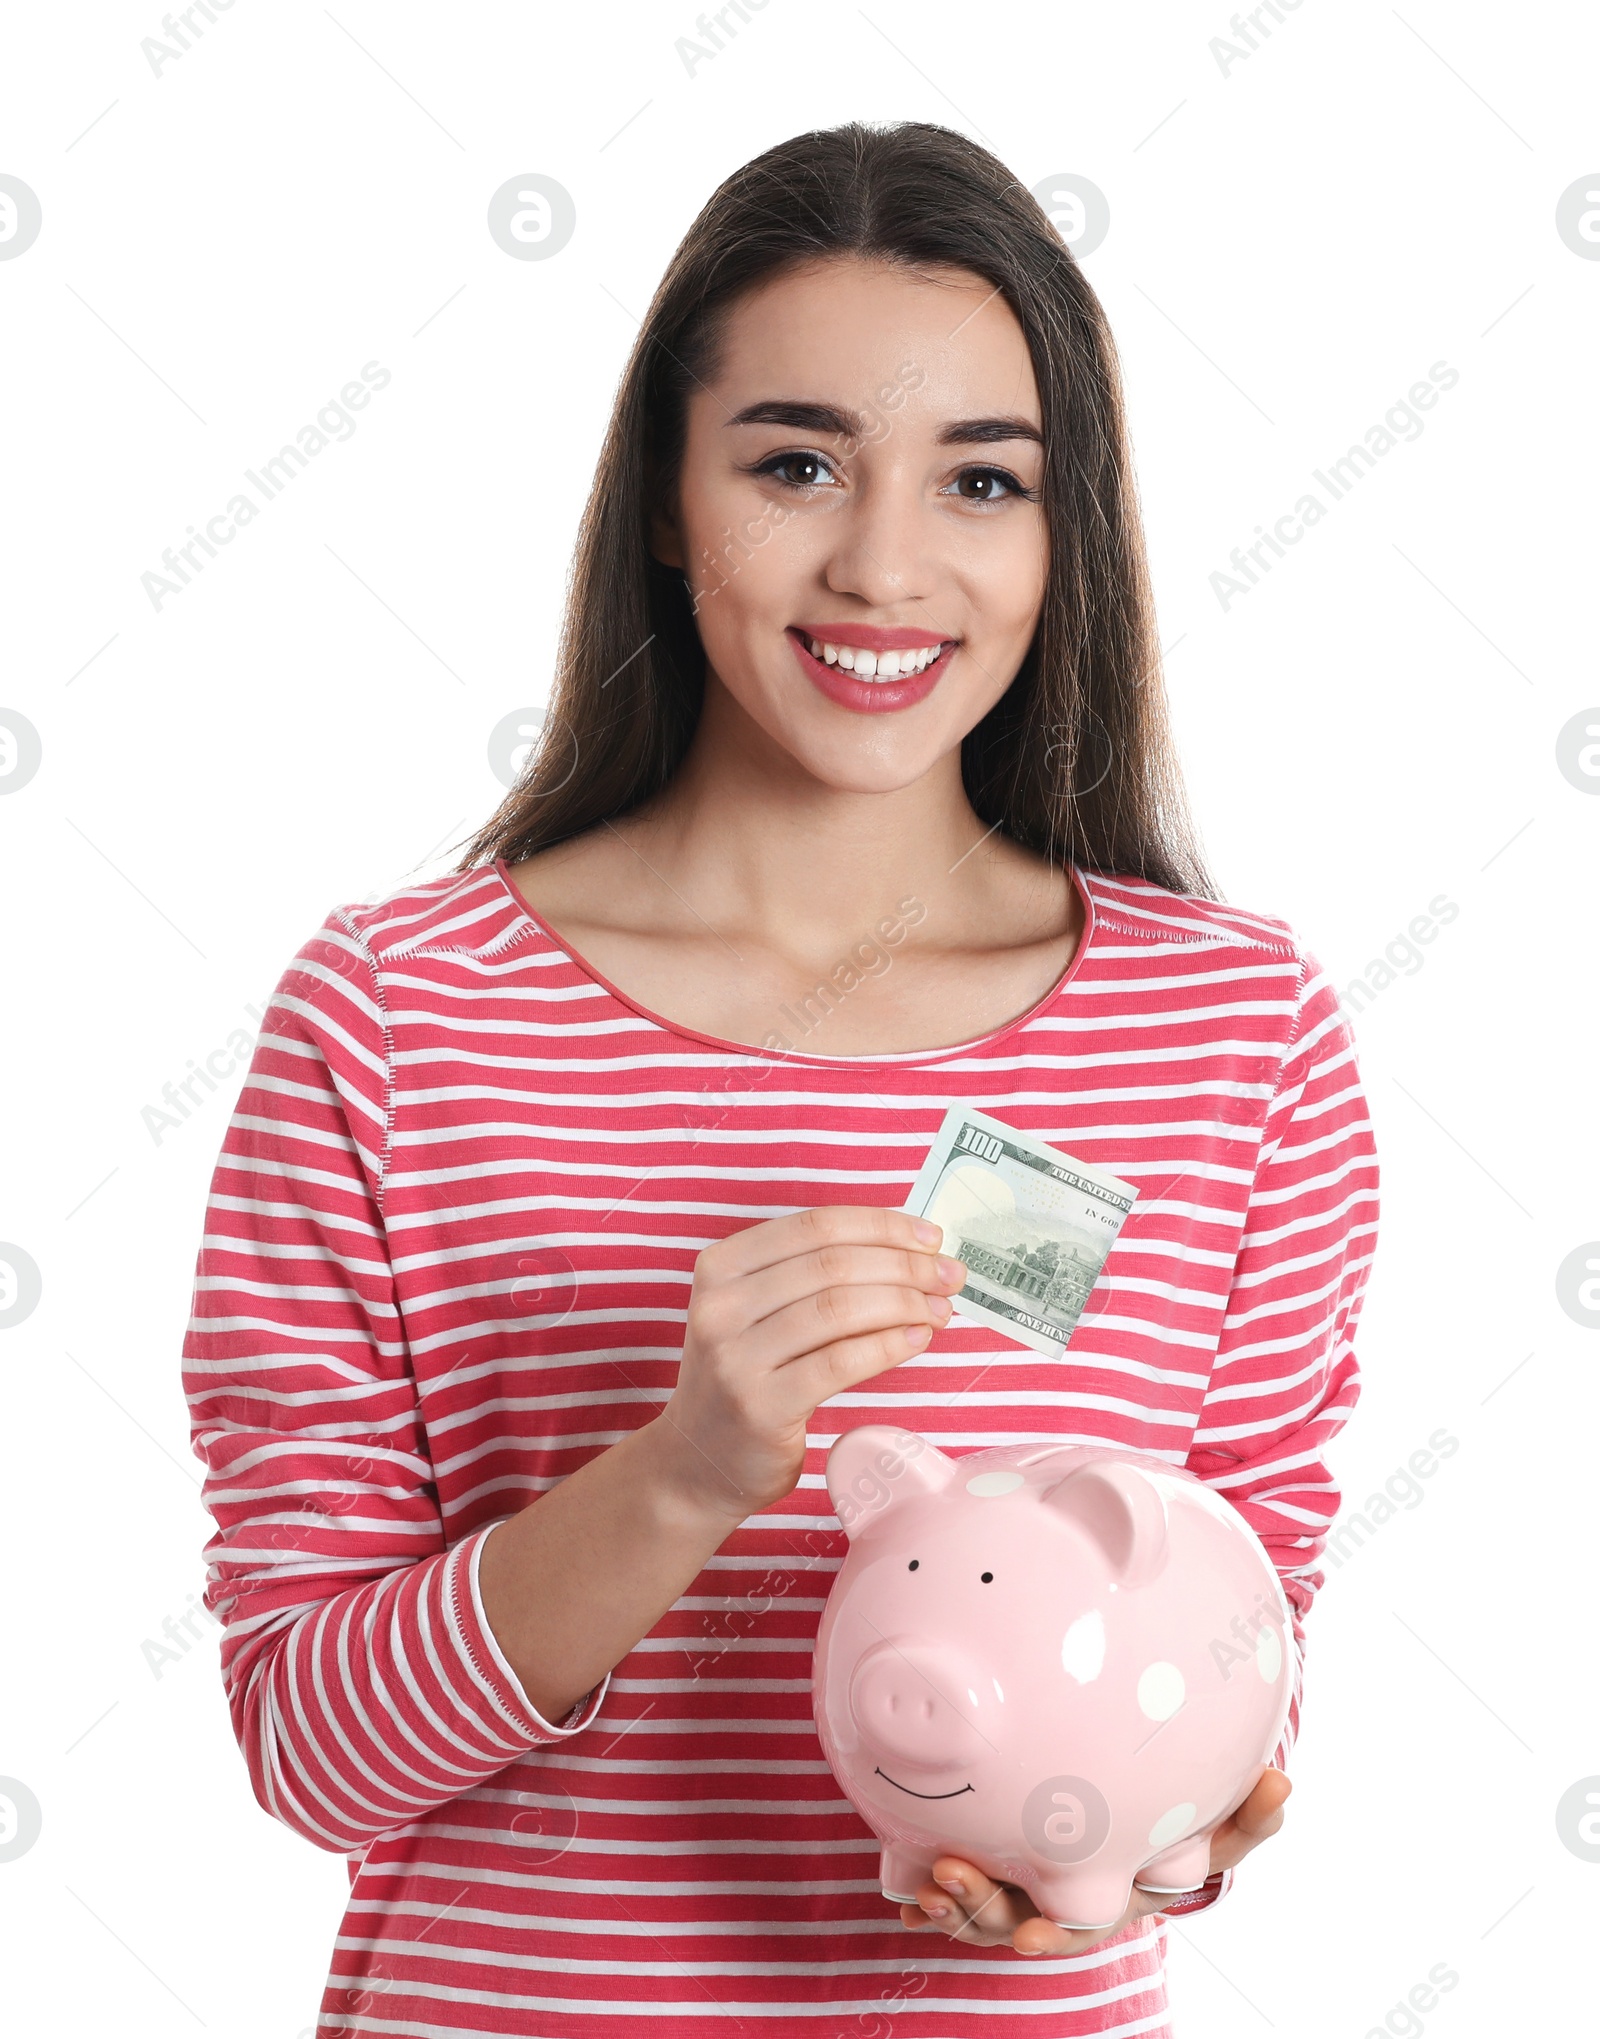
[{"x1": 848, "y1": 1641, "x2": 988, "y2": 1769}]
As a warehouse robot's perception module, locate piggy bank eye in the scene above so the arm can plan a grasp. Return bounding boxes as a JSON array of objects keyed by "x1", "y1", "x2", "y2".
[
  {"x1": 907, "y1": 1560, "x2": 920, "y2": 1571},
  {"x1": 980, "y1": 1571, "x2": 994, "y2": 1583}
]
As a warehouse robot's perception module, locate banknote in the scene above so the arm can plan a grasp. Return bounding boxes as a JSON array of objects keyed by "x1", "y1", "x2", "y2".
[{"x1": 902, "y1": 1105, "x2": 1137, "y2": 1357}]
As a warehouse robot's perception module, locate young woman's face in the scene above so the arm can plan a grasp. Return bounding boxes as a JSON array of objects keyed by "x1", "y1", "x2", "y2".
[{"x1": 653, "y1": 254, "x2": 1048, "y2": 793}]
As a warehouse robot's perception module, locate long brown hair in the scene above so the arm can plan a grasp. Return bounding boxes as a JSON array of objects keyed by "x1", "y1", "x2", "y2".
[{"x1": 456, "y1": 120, "x2": 1216, "y2": 899}]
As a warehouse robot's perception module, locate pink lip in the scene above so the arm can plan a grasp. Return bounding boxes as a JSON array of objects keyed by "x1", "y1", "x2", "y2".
[
  {"x1": 787, "y1": 627, "x2": 954, "y2": 714},
  {"x1": 792, "y1": 621, "x2": 952, "y2": 652}
]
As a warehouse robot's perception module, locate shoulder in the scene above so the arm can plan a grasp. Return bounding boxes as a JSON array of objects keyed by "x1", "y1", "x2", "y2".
[
  {"x1": 1079, "y1": 866, "x2": 1355, "y2": 1074},
  {"x1": 331, "y1": 861, "x2": 532, "y2": 966},
  {"x1": 267, "y1": 862, "x2": 537, "y2": 1052},
  {"x1": 1079, "y1": 866, "x2": 1300, "y2": 955}
]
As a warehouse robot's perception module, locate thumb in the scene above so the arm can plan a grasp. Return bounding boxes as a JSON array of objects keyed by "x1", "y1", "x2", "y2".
[{"x1": 1237, "y1": 1766, "x2": 1293, "y2": 1836}]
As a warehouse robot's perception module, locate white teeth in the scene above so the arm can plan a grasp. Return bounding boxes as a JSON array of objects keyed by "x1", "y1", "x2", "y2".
[{"x1": 802, "y1": 635, "x2": 947, "y2": 680}]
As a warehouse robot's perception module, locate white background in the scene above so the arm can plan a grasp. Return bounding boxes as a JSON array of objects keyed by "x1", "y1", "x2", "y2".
[{"x1": 2, "y1": 1, "x2": 1597, "y2": 2033}]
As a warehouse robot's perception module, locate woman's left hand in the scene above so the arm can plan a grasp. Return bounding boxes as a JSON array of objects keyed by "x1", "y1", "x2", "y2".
[{"x1": 899, "y1": 1765, "x2": 1293, "y2": 1957}]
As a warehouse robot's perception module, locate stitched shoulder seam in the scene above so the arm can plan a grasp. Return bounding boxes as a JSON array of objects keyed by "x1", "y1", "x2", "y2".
[
  {"x1": 382, "y1": 919, "x2": 542, "y2": 965},
  {"x1": 1267, "y1": 948, "x2": 1315, "y2": 1110},
  {"x1": 333, "y1": 907, "x2": 395, "y2": 1211},
  {"x1": 1092, "y1": 908, "x2": 1301, "y2": 958}
]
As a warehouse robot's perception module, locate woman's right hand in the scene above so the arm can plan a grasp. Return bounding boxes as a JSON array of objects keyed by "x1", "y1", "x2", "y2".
[{"x1": 649, "y1": 1205, "x2": 968, "y2": 1522}]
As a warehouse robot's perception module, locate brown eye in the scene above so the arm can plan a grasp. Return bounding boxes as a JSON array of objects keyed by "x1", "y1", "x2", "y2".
[
  {"x1": 756, "y1": 451, "x2": 835, "y2": 490},
  {"x1": 950, "y1": 467, "x2": 1024, "y2": 503},
  {"x1": 907, "y1": 1559, "x2": 919, "y2": 1571}
]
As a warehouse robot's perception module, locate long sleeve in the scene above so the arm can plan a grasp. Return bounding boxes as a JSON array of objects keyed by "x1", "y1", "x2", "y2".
[
  {"x1": 1160, "y1": 942, "x2": 1379, "y2": 1917},
  {"x1": 182, "y1": 909, "x2": 607, "y2": 1856}
]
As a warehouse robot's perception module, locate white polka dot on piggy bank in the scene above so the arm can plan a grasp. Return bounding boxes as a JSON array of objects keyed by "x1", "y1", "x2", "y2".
[{"x1": 813, "y1": 1428, "x2": 1294, "y2": 1930}]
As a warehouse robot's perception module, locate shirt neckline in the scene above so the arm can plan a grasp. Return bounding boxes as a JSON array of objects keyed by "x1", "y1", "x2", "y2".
[{"x1": 489, "y1": 855, "x2": 1098, "y2": 1069}]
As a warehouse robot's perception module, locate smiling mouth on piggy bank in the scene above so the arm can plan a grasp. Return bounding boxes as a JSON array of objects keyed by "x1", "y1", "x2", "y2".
[{"x1": 873, "y1": 1768, "x2": 976, "y2": 1801}]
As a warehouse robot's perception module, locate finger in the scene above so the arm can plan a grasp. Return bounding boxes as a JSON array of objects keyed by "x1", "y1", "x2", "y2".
[
  {"x1": 735, "y1": 1240, "x2": 967, "y2": 1334},
  {"x1": 924, "y1": 1860, "x2": 1033, "y2": 1945},
  {"x1": 910, "y1": 1884, "x2": 1008, "y2": 1945},
  {"x1": 1011, "y1": 1914, "x2": 1095, "y2": 1957},
  {"x1": 776, "y1": 1313, "x2": 954, "y2": 1409},
  {"x1": 1220, "y1": 1765, "x2": 1291, "y2": 1844},
  {"x1": 701, "y1": 1204, "x2": 944, "y2": 1283},
  {"x1": 762, "y1": 1277, "x2": 961, "y2": 1369},
  {"x1": 1208, "y1": 1768, "x2": 1292, "y2": 1871},
  {"x1": 1011, "y1": 1886, "x2": 1161, "y2": 1959},
  {"x1": 1236, "y1": 1766, "x2": 1293, "y2": 1835}
]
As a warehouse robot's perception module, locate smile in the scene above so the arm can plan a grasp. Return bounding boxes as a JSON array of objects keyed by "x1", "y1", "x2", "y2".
[
  {"x1": 786, "y1": 627, "x2": 957, "y2": 715},
  {"x1": 874, "y1": 1768, "x2": 975, "y2": 1801},
  {"x1": 801, "y1": 635, "x2": 951, "y2": 680}
]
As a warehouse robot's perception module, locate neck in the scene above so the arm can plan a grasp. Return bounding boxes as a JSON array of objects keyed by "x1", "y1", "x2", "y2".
[{"x1": 614, "y1": 678, "x2": 1053, "y2": 954}]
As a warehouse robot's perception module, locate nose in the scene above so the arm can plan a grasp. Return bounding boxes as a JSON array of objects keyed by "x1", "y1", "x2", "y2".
[
  {"x1": 821, "y1": 474, "x2": 940, "y2": 614},
  {"x1": 848, "y1": 1640, "x2": 987, "y2": 1769}
]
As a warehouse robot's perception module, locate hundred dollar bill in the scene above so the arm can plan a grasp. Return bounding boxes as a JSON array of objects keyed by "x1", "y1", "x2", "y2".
[{"x1": 902, "y1": 1105, "x2": 1137, "y2": 1357}]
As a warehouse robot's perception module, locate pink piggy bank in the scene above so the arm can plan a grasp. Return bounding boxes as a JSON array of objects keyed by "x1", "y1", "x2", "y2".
[{"x1": 812, "y1": 1426, "x2": 1294, "y2": 1931}]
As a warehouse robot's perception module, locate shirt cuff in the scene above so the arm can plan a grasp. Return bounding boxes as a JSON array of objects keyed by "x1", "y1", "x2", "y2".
[
  {"x1": 1154, "y1": 1867, "x2": 1233, "y2": 1918},
  {"x1": 452, "y1": 1518, "x2": 610, "y2": 1742}
]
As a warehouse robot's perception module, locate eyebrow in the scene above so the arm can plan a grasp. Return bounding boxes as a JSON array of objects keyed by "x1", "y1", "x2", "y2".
[{"x1": 723, "y1": 399, "x2": 1044, "y2": 448}]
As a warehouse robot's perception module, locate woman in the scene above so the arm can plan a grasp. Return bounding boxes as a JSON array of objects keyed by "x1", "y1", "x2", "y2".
[{"x1": 185, "y1": 121, "x2": 1378, "y2": 2036}]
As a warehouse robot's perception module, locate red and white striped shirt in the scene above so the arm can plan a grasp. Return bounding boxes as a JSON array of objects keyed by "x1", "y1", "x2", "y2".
[{"x1": 183, "y1": 856, "x2": 1378, "y2": 2037}]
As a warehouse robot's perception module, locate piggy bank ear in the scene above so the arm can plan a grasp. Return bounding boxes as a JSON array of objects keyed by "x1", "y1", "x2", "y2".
[
  {"x1": 1041, "y1": 1461, "x2": 1169, "y2": 1587},
  {"x1": 826, "y1": 1426, "x2": 956, "y2": 1540}
]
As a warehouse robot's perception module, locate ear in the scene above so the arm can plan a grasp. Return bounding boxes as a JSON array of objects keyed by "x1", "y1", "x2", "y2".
[
  {"x1": 825, "y1": 1426, "x2": 956, "y2": 1541},
  {"x1": 1041, "y1": 1460, "x2": 1169, "y2": 1587},
  {"x1": 648, "y1": 507, "x2": 684, "y2": 570},
  {"x1": 645, "y1": 466, "x2": 684, "y2": 571}
]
